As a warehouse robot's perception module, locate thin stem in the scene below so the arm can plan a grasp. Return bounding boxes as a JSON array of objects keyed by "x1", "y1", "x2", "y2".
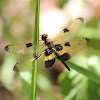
[{"x1": 31, "y1": 0, "x2": 40, "y2": 100}]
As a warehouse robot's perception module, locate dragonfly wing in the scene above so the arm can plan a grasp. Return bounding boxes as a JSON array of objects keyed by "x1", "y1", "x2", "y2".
[
  {"x1": 13, "y1": 52, "x2": 45, "y2": 72},
  {"x1": 59, "y1": 38, "x2": 89, "y2": 60},
  {"x1": 5, "y1": 41, "x2": 47, "y2": 54},
  {"x1": 53, "y1": 18, "x2": 84, "y2": 44},
  {"x1": 13, "y1": 57, "x2": 34, "y2": 72},
  {"x1": 13, "y1": 50, "x2": 56, "y2": 72}
]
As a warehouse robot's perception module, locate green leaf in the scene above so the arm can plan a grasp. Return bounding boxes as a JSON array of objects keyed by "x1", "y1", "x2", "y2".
[
  {"x1": 20, "y1": 72, "x2": 31, "y2": 100},
  {"x1": 67, "y1": 61, "x2": 100, "y2": 85},
  {"x1": 58, "y1": 63, "x2": 100, "y2": 100},
  {"x1": 37, "y1": 73, "x2": 56, "y2": 100},
  {"x1": 58, "y1": 72, "x2": 72, "y2": 97}
]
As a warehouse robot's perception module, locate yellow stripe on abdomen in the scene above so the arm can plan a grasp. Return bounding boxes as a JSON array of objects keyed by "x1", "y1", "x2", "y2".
[{"x1": 45, "y1": 53, "x2": 55, "y2": 61}]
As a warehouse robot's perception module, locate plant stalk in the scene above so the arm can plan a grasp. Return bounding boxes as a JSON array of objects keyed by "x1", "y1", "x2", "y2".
[{"x1": 31, "y1": 0, "x2": 40, "y2": 100}]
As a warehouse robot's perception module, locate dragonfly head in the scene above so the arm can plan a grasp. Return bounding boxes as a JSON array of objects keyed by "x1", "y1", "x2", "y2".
[{"x1": 42, "y1": 34, "x2": 48, "y2": 41}]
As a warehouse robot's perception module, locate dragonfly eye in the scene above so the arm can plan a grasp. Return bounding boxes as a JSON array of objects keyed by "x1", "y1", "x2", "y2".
[{"x1": 42, "y1": 34, "x2": 48, "y2": 41}]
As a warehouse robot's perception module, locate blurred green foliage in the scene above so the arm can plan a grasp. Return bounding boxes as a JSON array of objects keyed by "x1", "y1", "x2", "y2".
[{"x1": 57, "y1": 0, "x2": 69, "y2": 8}]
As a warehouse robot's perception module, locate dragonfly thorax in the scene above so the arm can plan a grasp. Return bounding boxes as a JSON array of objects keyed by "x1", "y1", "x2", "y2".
[{"x1": 41, "y1": 34, "x2": 54, "y2": 47}]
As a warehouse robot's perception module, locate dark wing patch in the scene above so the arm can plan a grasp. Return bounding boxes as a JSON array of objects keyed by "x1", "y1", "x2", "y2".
[
  {"x1": 45, "y1": 58, "x2": 55, "y2": 68},
  {"x1": 85, "y1": 38, "x2": 90, "y2": 45},
  {"x1": 26, "y1": 43, "x2": 33, "y2": 47},
  {"x1": 55, "y1": 44, "x2": 63, "y2": 51},
  {"x1": 13, "y1": 63, "x2": 19, "y2": 72},
  {"x1": 59, "y1": 53, "x2": 71, "y2": 61},
  {"x1": 57, "y1": 50, "x2": 71, "y2": 61},
  {"x1": 77, "y1": 17, "x2": 84, "y2": 22},
  {"x1": 5, "y1": 45, "x2": 10, "y2": 52},
  {"x1": 64, "y1": 42, "x2": 71, "y2": 46},
  {"x1": 63, "y1": 28, "x2": 69, "y2": 33}
]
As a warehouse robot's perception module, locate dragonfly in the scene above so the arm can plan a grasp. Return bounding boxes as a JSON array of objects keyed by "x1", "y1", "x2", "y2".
[{"x1": 5, "y1": 18, "x2": 89, "y2": 72}]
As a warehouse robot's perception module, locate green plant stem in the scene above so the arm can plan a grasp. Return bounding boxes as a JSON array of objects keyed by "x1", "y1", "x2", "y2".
[
  {"x1": 31, "y1": 0, "x2": 40, "y2": 100},
  {"x1": 67, "y1": 61, "x2": 100, "y2": 85}
]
